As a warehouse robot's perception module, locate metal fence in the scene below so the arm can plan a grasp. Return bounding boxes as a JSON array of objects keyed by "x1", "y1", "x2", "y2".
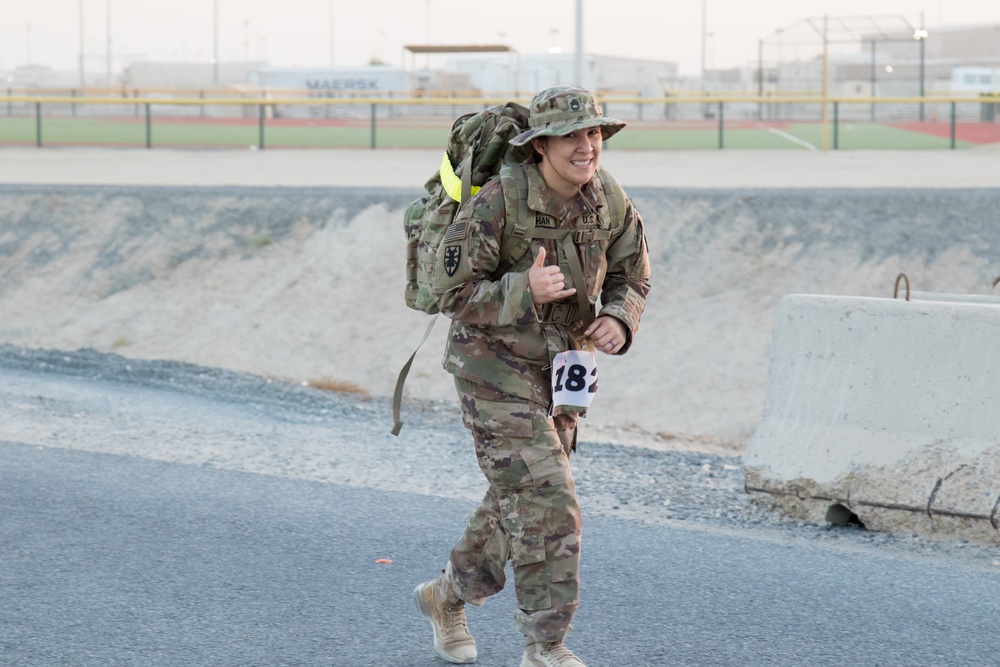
[{"x1": 1, "y1": 90, "x2": 998, "y2": 150}]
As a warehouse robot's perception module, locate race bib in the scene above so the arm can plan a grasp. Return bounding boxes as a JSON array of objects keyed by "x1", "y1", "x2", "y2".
[{"x1": 551, "y1": 349, "x2": 598, "y2": 410}]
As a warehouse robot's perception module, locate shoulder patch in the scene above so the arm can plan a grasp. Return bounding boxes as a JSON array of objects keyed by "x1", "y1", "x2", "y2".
[
  {"x1": 443, "y1": 221, "x2": 469, "y2": 243},
  {"x1": 443, "y1": 244, "x2": 462, "y2": 276}
]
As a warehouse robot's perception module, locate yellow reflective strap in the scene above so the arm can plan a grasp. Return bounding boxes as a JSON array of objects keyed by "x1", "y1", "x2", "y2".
[{"x1": 439, "y1": 152, "x2": 480, "y2": 203}]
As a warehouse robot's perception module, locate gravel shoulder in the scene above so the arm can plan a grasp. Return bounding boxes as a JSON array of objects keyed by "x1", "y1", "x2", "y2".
[{"x1": 3, "y1": 343, "x2": 998, "y2": 572}]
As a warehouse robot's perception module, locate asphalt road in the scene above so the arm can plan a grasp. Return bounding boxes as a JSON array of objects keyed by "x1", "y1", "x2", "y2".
[{"x1": 3, "y1": 437, "x2": 1000, "y2": 667}]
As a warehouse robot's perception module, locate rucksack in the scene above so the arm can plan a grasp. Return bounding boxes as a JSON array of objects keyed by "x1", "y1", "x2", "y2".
[
  {"x1": 392, "y1": 102, "x2": 627, "y2": 435},
  {"x1": 403, "y1": 102, "x2": 532, "y2": 314}
]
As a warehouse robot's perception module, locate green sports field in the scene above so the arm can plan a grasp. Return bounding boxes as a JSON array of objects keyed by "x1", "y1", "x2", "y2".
[{"x1": 1, "y1": 114, "x2": 997, "y2": 150}]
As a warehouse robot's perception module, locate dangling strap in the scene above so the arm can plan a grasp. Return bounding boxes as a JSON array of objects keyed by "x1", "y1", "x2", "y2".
[{"x1": 390, "y1": 314, "x2": 438, "y2": 436}]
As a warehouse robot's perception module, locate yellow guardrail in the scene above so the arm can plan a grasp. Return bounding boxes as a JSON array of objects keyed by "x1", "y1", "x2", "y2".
[{"x1": 0, "y1": 94, "x2": 994, "y2": 105}]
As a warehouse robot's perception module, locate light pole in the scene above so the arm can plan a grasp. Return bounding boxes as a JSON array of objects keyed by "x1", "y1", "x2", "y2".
[
  {"x1": 105, "y1": 0, "x2": 111, "y2": 86},
  {"x1": 329, "y1": 0, "x2": 335, "y2": 68},
  {"x1": 700, "y1": 0, "x2": 707, "y2": 91},
  {"x1": 757, "y1": 38, "x2": 763, "y2": 120},
  {"x1": 756, "y1": 28, "x2": 784, "y2": 121},
  {"x1": 821, "y1": 14, "x2": 829, "y2": 151},
  {"x1": 574, "y1": 0, "x2": 582, "y2": 86},
  {"x1": 870, "y1": 38, "x2": 877, "y2": 121},
  {"x1": 213, "y1": 0, "x2": 219, "y2": 83},
  {"x1": 700, "y1": 0, "x2": 707, "y2": 118},
  {"x1": 79, "y1": 0, "x2": 85, "y2": 88},
  {"x1": 914, "y1": 28, "x2": 928, "y2": 121},
  {"x1": 424, "y1": 0, "x2": 430, "y2": 69}
]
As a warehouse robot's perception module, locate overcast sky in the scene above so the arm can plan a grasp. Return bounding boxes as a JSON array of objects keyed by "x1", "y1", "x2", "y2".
[{"x1": 2, "y1": 0, "x2": 999, "y2": 77}]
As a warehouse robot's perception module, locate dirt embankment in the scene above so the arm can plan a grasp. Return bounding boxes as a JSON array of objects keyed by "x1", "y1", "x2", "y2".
[{"x1": 2, "y1": 184, "x2": 999, "y2": 450}]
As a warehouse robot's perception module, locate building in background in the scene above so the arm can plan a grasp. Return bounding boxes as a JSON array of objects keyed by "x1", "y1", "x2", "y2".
[
  {"x1": 125, "y1": 61, "x2": 266, "y2": 90},
  {"x1": 2, "y1": 21, "x2": 996, "y2": 122},
  {"x1": 440, "y1": 52, "x2": 678, "y2": 97},
  {"x1": 740, "y1": 23, "x2": 1000, "y2": 122},
  {"x1": 249, "y1": 65, "x2": 411, "y2": 95}
]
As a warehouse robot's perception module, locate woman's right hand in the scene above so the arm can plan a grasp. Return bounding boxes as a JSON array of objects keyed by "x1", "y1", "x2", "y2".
[{"x1": 527, "y1": 247, "x2": 577, "y2": 305}]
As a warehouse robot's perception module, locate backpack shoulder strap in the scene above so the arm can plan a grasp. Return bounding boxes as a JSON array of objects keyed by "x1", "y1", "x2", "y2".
[
  {"x1": 492, "y1": 161, "x2": 535, "y2": 280},
  {"x1": 491, "y1": 163, "x2": 627, "y2": 280},
  {"x1": 596, "y1": 166, "x2": 627, "y2": 236}
]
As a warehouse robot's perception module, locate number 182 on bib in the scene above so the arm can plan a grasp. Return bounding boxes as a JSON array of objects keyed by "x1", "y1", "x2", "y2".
[{"x1": 551, "y1": 349, "x2": 598, "y2": 409}]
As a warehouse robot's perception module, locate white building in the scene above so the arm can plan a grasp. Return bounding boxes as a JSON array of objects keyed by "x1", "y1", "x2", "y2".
[
  {"x1": 250, "y1": 65, "x2": 411, "y2": 95},
  {"x1": 951, "y1": 67, "x2": 1000, "y2": 93},
  {"x1": 441, "y1": 52, "x2": 678, "y2": 99}
]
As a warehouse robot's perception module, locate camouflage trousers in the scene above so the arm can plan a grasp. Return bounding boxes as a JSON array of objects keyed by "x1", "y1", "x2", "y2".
[{"x1": 445, "y1": 376, "x2": 582, "y2": 644}]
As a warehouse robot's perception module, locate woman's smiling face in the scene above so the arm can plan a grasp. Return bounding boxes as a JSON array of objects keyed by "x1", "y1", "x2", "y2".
[{"x1": 532, "y1": 128, "x2": 603, "y2": 202}]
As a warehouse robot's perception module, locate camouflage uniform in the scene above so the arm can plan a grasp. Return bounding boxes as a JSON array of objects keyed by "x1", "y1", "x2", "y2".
[{"x1": 431, "y1": 146, "x2": 650, "y2": 642}]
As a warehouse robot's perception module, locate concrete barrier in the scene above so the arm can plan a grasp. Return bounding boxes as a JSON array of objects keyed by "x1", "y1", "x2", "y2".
[{"x1": 744, "y1": 293, "x2": 1000, "y2": 544}]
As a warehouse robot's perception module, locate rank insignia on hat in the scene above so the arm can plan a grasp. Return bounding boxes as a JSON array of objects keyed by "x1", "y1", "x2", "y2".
[{"x1": 443, "y1": 245, "x2": 462, "y2": 276}]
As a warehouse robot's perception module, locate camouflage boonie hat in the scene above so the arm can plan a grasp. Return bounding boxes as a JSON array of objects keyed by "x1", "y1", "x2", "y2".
[{"x1": 508, "y1": 85, "x2": 626, "y2": 147}]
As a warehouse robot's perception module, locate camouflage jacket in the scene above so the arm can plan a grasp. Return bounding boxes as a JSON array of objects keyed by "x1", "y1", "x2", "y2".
[{"x1": 431, "y1": 161, "x2": 650, "y2": 409}]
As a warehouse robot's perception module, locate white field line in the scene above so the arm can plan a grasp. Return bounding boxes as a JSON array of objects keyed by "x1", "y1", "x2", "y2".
[{"x1": 766, "y1": 127, "x2": 818, "y2": 151}]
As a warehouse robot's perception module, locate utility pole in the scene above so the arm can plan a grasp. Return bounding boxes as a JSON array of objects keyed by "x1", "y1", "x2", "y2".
[
  {"x1": 821, "y1": 15, "x2": 829, "y2": 151},
  {"x1": 79, "y1": 0, "x2": 85, "y2": 88},
  {"x1": 757, "y1": 39, "x2": 763, "y2": 120},
  {"x1": 915, "y1": 12, "x2": 928, "y2": 122},
  {"x1": 424, "y1": 0, "x2": 431, "y2": 69},
  {"x1": 105, "y1": 0, "x2": 111, "y2": 86},
  {"x1": 329, "y1": 0, "x2": 335, "y2": 68},
  {"x1": 213, "y1": 0, "x2": 219, "y2": 84},
  {"x1": 700, "y1": 0, "x2": 707, "y2": 89},
  {"x1": 870, "y1": 39, "x2": 877, "y2": 122},
  {"x1": 574, "y1": 0, "x2": 583, "y2": 86}
]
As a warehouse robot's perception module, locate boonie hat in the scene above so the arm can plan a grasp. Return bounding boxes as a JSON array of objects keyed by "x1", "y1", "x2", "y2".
[{"x1": 508, "y1": 85, "x2": 626, "y2": 147}]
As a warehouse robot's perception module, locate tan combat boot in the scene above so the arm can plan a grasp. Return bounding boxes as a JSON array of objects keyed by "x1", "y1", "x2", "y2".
[
  {"x1": 521, "y1": 640, "x2": 586, "y2": 667},
  {"x1": 413, "y1": 575, "x2": 477, "y2": 664}
]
